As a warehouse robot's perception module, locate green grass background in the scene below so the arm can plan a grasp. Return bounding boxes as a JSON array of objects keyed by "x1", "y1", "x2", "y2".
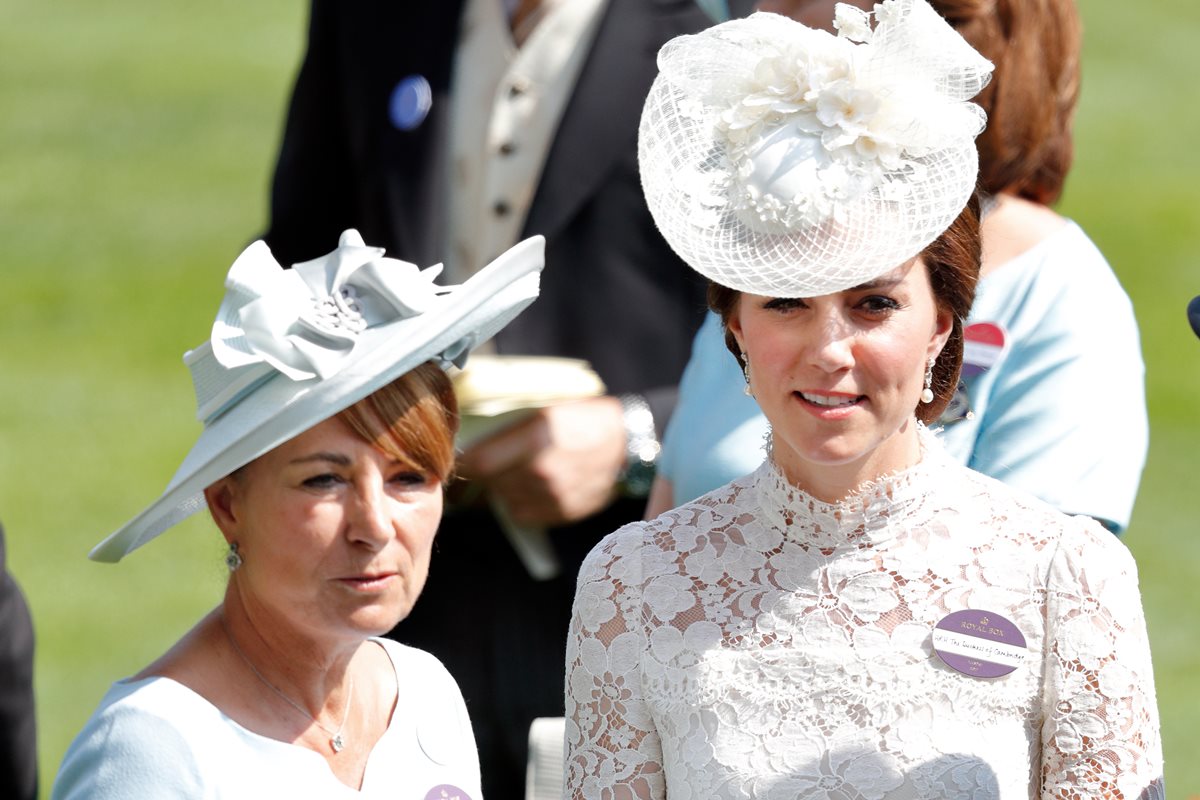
[{"x1": 1, "y1": 0, "x2": 1197, "y2": 796}]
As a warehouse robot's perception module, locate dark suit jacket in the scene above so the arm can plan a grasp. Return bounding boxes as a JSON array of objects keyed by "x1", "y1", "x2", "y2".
[{"x1": 262, "y1": 2, "x2": 753, "y2": 795}]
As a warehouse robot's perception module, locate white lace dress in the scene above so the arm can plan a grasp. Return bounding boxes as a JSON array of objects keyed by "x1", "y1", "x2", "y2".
[{"x1": 565, "y1": 437, "x2": 1163, "y2": 799}]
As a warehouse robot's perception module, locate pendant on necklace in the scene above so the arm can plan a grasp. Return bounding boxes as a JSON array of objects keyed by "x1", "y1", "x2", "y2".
[{"x1": 331, "y1": 733, "x2": 345, "y2": 753}]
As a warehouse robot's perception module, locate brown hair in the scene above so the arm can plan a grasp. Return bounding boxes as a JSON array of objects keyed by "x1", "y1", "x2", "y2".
[
  {"x1": 336, "y1": 361, "x2": 459, "y2": 484},
  {"x1": 708, "y1": 196, "x2": 982, "y2": 425},
  {"x1": 932, "y1": 0, "x2": 1082, "y2": 204}
]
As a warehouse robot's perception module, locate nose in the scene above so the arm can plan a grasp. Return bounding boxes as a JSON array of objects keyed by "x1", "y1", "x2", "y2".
[
  {"x1": 348, "y1": 478, "x2": 392, "y2": 549},
  {"x1": 807, "y1": 310, "x2": 855, "y2": 373}
]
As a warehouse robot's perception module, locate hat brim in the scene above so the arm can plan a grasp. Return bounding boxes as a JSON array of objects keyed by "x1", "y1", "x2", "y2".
[{"x1": 90, "y1": 236, "x2": 544, "y2": 563}]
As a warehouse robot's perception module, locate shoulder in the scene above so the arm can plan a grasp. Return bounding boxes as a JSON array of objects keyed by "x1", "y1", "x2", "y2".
[
  {"x1": 1046, "y1": 510, "x2": 1140, "y2": 587},
  {"x1": 577, "y1": 519, "x2": 651, "y2": 589},
  {"x1": 980, "y1": 197, "x2": 1066, "y2": 272},
  {"x1": 970, "y1": 219, "x2": 1142, "y2": 392},
  {"x1": 373, "y1": 638, "x2": 460, "y2": 689},
  {"x1": 939, "y1": 457, "x2": 1066, "y2": 529},
  {"x1": 66, "y1": 678, "x2": 211, "y2": 744},
  {"x1": 951, "y1": 459, "x2": 1061, "y2": 515},
  {"x1": 654, "y1": 472, "x2": 756, "y2": 526},
  {"x1": 372, "y1": 639, "x2": 473, "y2": 721},
  {"x1": 980, "y1": 220, "x2": 1133, "y2": 324},
  {"x1": 950, "y1": 462, "x2": 1128, "y2": 561},
  {"x1": 593, "y1": 475, "x2": 755, "y2": 568},
  {"x1": 1026, "y1": 221, "x2": 1128, "y2": 297},
  {"x1": 370, "y1": 640, "x2": 479, "y2": 783},
  {"x1": 373, "y1": 636, "x2": 442, "y2": 669},
  {"x1": 373, "y1": 639, "x2": 474, "y2": 729},
  {"x1": 596, "y1": 475, "x2": 750, "y2": 555},
  {"x1": 52, "y1": 679, "x2": 210, "y2": 799},
  {"x1": 579, "y1": 472, "x2": 759, "y2": 592}
]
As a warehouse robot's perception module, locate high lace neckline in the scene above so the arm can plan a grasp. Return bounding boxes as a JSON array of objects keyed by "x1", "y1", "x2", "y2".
[{"x1": 752, "y1": 424, "x2": 944, "y2": 550}]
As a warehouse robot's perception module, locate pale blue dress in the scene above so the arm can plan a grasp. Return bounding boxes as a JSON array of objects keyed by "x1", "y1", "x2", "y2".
[{"x1": 52, "y1": 639, "x2": 482, "y2": 800}]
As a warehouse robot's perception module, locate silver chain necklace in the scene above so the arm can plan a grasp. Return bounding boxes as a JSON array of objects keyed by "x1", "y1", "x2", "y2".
[{"x1": 221, "y1": 617, "x2": 354, "y2": 753}]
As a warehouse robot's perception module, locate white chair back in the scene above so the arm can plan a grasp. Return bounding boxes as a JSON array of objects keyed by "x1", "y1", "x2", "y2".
[{"x1": 525, "y1": 716, "x2": 566, "y2": 800}]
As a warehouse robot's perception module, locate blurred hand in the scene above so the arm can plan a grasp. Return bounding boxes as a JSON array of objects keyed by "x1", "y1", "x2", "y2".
[{"x1": 457, "y1": 396, "x2": 626, "y2": 527}]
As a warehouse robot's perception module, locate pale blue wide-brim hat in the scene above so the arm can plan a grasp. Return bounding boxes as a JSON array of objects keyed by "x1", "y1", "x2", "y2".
[{"x1": 91, "y1": 230, "x2": 544, "y2": 562}]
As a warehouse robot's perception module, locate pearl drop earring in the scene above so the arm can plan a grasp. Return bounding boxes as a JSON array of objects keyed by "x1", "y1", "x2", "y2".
[
  {"x1": 741, "y1": 352, "x2": 753, "y2": 397},
  {"x1": 921, "y1": 356, "x2": 936, "y2": 404}
]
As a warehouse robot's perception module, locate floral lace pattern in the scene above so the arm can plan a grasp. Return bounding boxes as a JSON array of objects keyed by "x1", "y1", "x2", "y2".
[{"x1": 565, "y1": 439, "x2": 1163, "y2": 799}]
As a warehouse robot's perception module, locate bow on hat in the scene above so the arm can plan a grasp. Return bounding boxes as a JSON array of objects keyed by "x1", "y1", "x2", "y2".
[{"x1": 187, "y1": 230, "x2": 457, "y2": 424}]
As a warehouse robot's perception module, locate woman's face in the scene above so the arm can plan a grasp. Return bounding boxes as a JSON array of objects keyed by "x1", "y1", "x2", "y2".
[
  {"x1": 207, "y1": 415, "x2": 443, "y2": 643},
  {"x1": 754, "y1": 0, "x2": 874, "y2": 31},
  {"x1": 729, "y1": 258, "x2": 951, "y2": 496}
]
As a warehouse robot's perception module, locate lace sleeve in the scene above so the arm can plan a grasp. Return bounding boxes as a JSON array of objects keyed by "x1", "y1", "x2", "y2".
[
  {"x1": 1040, "y1": 518, "x2": 1164, "y2": 799},
  {"x1": 564, "y1": 524, "x2": 664, "y2": 800}
]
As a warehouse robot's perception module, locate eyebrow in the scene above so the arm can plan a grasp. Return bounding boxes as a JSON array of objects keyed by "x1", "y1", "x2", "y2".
[
  {"x1": 289, "y1": 452, "x2": 352, "y2": 467},
  {"x1": 848, "y1": 275, "x2": 904, "y2": 292}
]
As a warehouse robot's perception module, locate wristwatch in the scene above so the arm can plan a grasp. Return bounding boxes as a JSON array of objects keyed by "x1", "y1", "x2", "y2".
[{"x1": 617, "y1": 393, "x2": 660, "y2": 498}]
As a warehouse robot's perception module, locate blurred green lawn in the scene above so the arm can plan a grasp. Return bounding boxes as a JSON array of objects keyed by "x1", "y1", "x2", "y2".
[{"x1": 1, "y1": 0, "x2": 1197, "y2": 797}]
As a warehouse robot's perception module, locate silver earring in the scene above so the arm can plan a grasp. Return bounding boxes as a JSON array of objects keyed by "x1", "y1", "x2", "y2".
[
  {"x1": 920, "y1": 356, "x2": 936, "y2": 404},
  {"x1": 225, "y1": 542, "x2": 242, "y2": 572},
  {"x1": 741, "y1": 351, "x2": 753, "y2": 397}
]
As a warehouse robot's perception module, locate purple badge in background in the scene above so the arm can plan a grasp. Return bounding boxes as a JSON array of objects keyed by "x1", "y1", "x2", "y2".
[
  {"x1": 932, "y1": 609, "x2": 1026, "y2": 679},
  {"x1": 424, "y1": 785, "x2": 472, "y2": 800}
]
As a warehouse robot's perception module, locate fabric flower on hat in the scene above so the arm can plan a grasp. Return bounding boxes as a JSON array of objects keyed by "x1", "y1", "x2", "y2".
[
  {"x1": 873, "y1": 0, "x2": 902, "y2": 25},
  {"x1": 833, "y1": 4, "x2": 874, "y2": 42},
  {"x1": 710, "y1": 2, "x2": 985, "y2": 235},
  {"x1": 638, "y1": 0, "x2": 994, "y2": 297}
]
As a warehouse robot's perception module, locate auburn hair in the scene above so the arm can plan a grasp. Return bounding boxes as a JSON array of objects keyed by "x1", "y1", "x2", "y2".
[
  {"x1": 932, "y1": 0, "x2": 1082, "y2": 204},
  {"x1": 337, "y1": 361, "x2": 459, "y2": 484}
]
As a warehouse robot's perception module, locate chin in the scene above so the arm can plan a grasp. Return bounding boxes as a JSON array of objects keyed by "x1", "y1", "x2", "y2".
[
  {"x1": 785, "y1": 431, "x2": 871, "y2": 465},
  {"x1": 344, "y1": 601, "x2": 411, "y2": 639},
  {"x1": 773, "y1": 426, "x2": 905, "y2": 484}
]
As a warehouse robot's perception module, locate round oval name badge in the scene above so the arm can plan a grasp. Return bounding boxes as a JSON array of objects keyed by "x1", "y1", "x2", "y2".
[
  {"x1": 932, "y1": 609, "x2": 1026, "y2": 679},
  {"x1": 424, "y1": 785, "x2": 473, "y2": 800}
]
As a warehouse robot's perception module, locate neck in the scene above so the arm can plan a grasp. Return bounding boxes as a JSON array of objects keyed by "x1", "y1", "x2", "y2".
[
  {"x1": 979, "y1": 192, "x2": 1066, "y2": 280},
  {"x1": 771, "y1": 420, "x2": 923, "y2": 503},
  {"x1": 220, "y1": 585, "x2": 357, "y2": 716}
]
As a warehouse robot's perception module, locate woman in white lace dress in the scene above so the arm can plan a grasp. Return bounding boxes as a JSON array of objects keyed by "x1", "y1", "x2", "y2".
[{"x1": 564, "y1": 2, "x2": 1164, "y2": 797}]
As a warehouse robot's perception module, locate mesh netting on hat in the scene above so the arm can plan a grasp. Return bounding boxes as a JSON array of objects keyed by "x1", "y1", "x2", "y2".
[{"x1": 638, "y1": 0, "x2": 993, "y2": 297}]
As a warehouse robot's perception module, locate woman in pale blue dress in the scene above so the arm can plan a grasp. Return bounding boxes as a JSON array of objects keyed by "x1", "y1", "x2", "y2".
[{"x1": 52, "y1": 232, "x2": 544, "y2": 798}]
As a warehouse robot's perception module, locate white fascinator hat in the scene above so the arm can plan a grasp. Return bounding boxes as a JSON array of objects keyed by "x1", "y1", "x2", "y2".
[
  {"x1": 91, "y1": 230, "x2": 544, "y2": 563},
  {"x1": 639, "y1": 0, "x2": 993, "y2": 297}
]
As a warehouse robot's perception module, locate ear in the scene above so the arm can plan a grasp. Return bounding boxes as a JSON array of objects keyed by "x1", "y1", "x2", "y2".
[
  {"x1": 928, "y1": 305, "x2": 954, "y2": 361},
  {"x1": 204, "y1": 477, "x2": 242, "y2": 544},
  {"x1": 726, "y1": 303, "x2": 747, "y2": 356}
]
